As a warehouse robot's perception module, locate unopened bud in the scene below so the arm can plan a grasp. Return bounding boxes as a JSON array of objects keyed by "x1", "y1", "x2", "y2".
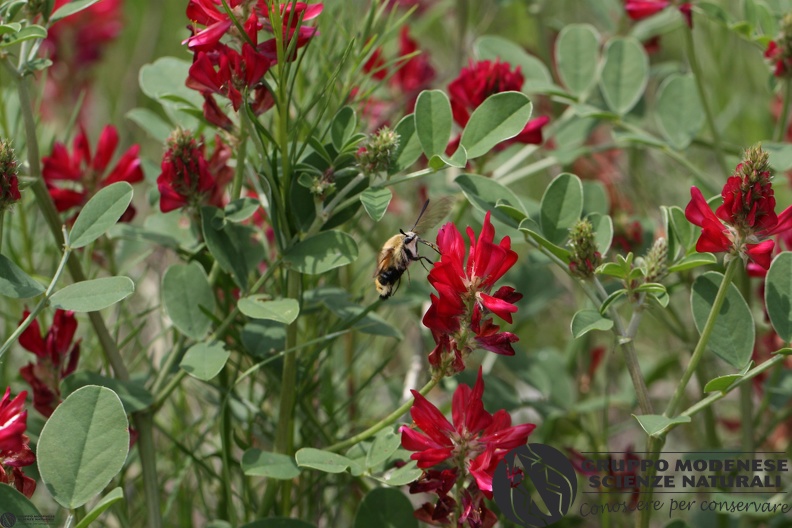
[
  {"x1": 356, "y1": 126, "x2": 400, "y2": 176},
  {"x1": 642, "y1": 237, "x2": 668, "y2": 282},
  {"x1": 736, "y1": 144, "x2": 772, "y2": 186},
  {"x1": 0, "y1": 139, "x2": 21, "y2": 211},
  {"x1": 568, "y1": 219, "x2": 602, "y2": 279}
]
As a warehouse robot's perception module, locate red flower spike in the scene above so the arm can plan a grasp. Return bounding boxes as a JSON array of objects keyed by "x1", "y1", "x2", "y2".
[
  {"x1": 448, "y1": 60, "x2": 548, "y2": 151},
  {"x1": 685, "y1": 146, "x2": 792, "y2": 269},
  {"x1": 624, "y1": 0, "x2": 669, "y2": 20},
  {"x1": 41, "y1": 125, "x2": 143, "y2": 218},
  {"x1": 18, "y1": 310, "x2": 81, "y2": 417},
  {"x1": 400, "y1": 368, "x2": 535, "y2": 499},
  {"x1": 423, "y1": 212, "x2": 522, "y2": 374},
  {"x1": 0, "y1": 387, "x2": 36, "y2": 499}
]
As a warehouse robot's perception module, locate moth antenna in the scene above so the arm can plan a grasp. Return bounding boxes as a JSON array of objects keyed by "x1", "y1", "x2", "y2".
[{"x1": 409, "y1": 199, "x2": 431, "y2": 232}]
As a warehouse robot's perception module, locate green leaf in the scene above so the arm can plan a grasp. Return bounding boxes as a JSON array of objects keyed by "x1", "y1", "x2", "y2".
[
  {"x1": 555, "y1": 24, "x2": 601, "y2": 97},
  {"x1": 600, "y1": 289, "x2": 628, "y2": 314},
  {"x1": 360, "y1": 188, "x2": 392, "y2": 222},
  {"x1": 126, "y1": 108, "x2": 172, "y2": 142},
  {"x1": 460, "y1": 92, "x2": 532, "y2": 159},
  {"x1": 414, "y1": 90, "x2": 452, "y2": 158},
  {"x1": 139, "y1": 57, "x2": 202, "y2": 108},
  {"x1": 765, "y1": 252, "x2": 792, "y2": 342},
  {"x1": 238, "y1": 296, "x2": 300, "y2": 324},
  {"x1": 202, "y1": 206, "x2": 262, "y2": 289},
  {"x1": 588, "y1": 213, "x2": 613, "y2": 255},
  {"x1": 365, "y1": 428, "x2": 401, "y2": 470},
  {"x1": 50, "y1": 277, "x2": 134, "y2": 312},
  {"x1": 668, "y1": 205, "x2": 694, "y2": 251},
  {"x1": 331, "y1": 106, "x2": 357, "y2": 151},
  {"x1": 632, "y1": 414, "x2": 691, "y2": 437},
  {"x1": 438, "y1": 145, "x2": 467, "y2": 168},
  {"x1": 540, "y1": 172, "x2": 583, "y2": 245},
  {"x1": 295, "y1": 448, "x2": 354, "y2": 474},
  {"x1": 571, "y1": 310, "x2": 614, "y2": 338},
  {"x1": 74, "y1": 488, "x2": 125, "y2": 528},
  {"x1": 180, "y1": 342, "x2": 230, "y2": 381},
  {"x1": 242, "y1": 449, "x2": 300, "y2": 479},
  {"x1": 763, "y1": 142, "x2": 792, "y2": 171},
  {"x1": 225, "y1": 197, "x2": 261, "y2": 223},
  {"x1": 582, "y1": 181, "x2": 610, "y2": 216},
  {"x1": 392, "y1": 114, "x2": 422, "y2": 171},
  {"x1": 283, "y1": 230, "x2": 359, "y2": 275},
  {"x1": 375, "y1": 460, "x2": 422, "y2": 486},
  {"x1": 518, "y1": 218, "x2": 572, "y2": 263},
  {"x1": 50, "y1": 0, "x2": 100, "y2": 22},
  {"x1": 668, "y1": 253, "x2": 717, "y2": 272},
  {"x1": 0, "y1": 486, "x2": 44, "y2": 527},
  {"x1": 0, "y1": 254, "x2": 45, "y2": 298},
  {"x1": 62, "y1": 372, "x2": 153, "y2": 413},
  {"x1": 0, "y1": 25, "x2": 47, "y2": 48},
  {"x1": 355, "y1": 488, "x2": 418, "y2": 528},
  {"x1": 162, "y1": 263, "x2": 215, "y2": 339},
  {"x1": 38, "y1": 386, "x2": 129, "y2": 509},
  {"x1": 704, "y1": 361, "x2": 753, "y2": 393},
  {"x1": 655, "y1": 74, "x2": 705, "y2": 150},
  {"x1": 691, "y1": 271, "x2": 755, "y2": 369},
  {"x1": 474, "y1": 35, "x2": 553, "y2": 85},
  {"x1": 599, "y1": 37, "x2": 649, "y2": 115},
  {"x1": 69, "y1": 182, "x2": 134, "y2": 248},
  {"x1": 456, "y1": 173, "x2": 526, "y2": 228}
]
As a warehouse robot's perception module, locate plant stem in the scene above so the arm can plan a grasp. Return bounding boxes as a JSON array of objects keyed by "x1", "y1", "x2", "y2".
[
  {"x1": 327, "y1": 375, "x2": 439, "y2": 453},
  {"x1": 0, "y1": 226, "x2": 70, "y2": 360},
  {"x1": 665, "y1": 259, "x2": 739, "y2": 417},
  {"x1": 683, "y1": 26, "x2": 729, "y2": 177},
  {"x1": 774, "y1": 79, "x2": 792, "y2": 142}
]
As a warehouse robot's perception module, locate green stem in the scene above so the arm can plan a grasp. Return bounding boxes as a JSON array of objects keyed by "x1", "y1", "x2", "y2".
[
  {"x1": 739, "y1": 382, "x2": 753, "y2": 451},
  {"x1": 230, "y1": 118, "x2": 248, "y2": 202},
  {"x1": 0, "y1": 213, "x2": 4, "y2": 251},
  {"x1": 274, "y1": 270, "x2": 301, "y2": 512},
  {"x1": 134, "y1": 413, "x2": 162, "y2": 528},
  {"x1": 638, "y1": 436, "x2": 664, "y2": 528},
  {"x1": 683, "y1": 26, "x2": 729, "y2": 177},
  {"x1": 774, "y1": 79, "x2": 792, "y2": 142},
  {"x1": 327, "y1": 376, "x2": 440, "y2": 453},
  {"x1": 0, "y1": 226, "x2": 70, "y2": 360},
  {"x1": 665, "y1": 259, "x2": 739, "y2": 418}
]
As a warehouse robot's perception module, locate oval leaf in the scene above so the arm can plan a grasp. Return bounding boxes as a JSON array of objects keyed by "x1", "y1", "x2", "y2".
[
  {"x1": 38, "y1": 386, "x2": 129, "y2": 509},
  {"x1": 691, "y1": 271, "x2": 755, "y2": 369},
  {"x1": 295, "y1": 448, "x2": 354, "y2": 474},
  {"x1": 414, "y1": 90, "x2": 452, "y2": 158},
  {"x1": 69, "y1": 182, "x2": 133, "y2": 249},
  {"x1": 556, "y1": 24, "x2": 601, "y2": 97},
  {"x1": 225, "y1": 197, "x2": 262, "y2": 223},
  {"x1": 0, "y1": 486, "x2": 44, "y2": 527},
  {"x1": 393, "y1": 114, "x2": 422, "y2": 171},
  {"x1": 50, "y1": 0, "x2": 101, "y2": 22},
  {"x1": 242, "y1": 449, "x2": 300, "y2": 479},
  {"x1": 162, "y1": 263, "x2": 215, "y2": 339},
  {"x1": 74, "y1": 488, "x2": 125, "y2": 528},
  {"x1": 655, "y1": 74, "x2": 705, "y2": 150},
  {"x1": 365, "y1": 428, "x2": 401, "y2": 470},
  {"x1": 632, "y1": 414, "x2": 691, "y2": 437},
  {"x1": 284, "y1": 230, "x2": 359, "y2": 275},
  {"x1": 354, "y1": 488, "x2": 418, "y2": 528},
  {"x1": 668, "y1": 253, "x2": 717, "y2": 273},
  {"x1": 571, "y1": 309, "x2": 614, "y2": 338},
  {"x1": 599, "y1": 37, "x2": 649, "y2": 115},
  {"x1": 238, "y1": 297, "x2": 300, "y2": 324},
  {"x1": 540, "y1": 172, "x2": 583, "y2": 245},
  {"x1": 766, "y1": 252, "x2": 792, "y2": 342},
  {"x1": 62, "y1": 372, "x2": 153, "y2": 414},
  {"x1": 460, "y1": 92, "x2": 533, "y2": 159},
  {"x1": 0, "y1": 254, "x2": 45, "y2": 298},
  {"x1": 180, "y1": 342, "x2": 230, "y2": 381},
  {"x1": 360, "y1": 187, "x2": 392, "y2": 222},
  {"x1": 331, "y1": 106, "x2": 357, "y2": 151},
  {"x1": 50, "y1": 276, "x2": 134, "y2": 312},
  {"x1": 456, "y1": 173, "x2": 526, "y2": 228},
  {"x1": 377, "y1": 460, "x2": 423, "y2": 486}
]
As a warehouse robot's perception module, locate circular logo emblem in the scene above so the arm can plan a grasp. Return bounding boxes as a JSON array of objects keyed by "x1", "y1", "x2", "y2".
[
  {"x1": 0, "y1": 512, "x2": 17, "y2": 528},
  {"x1": 493, "y1": 443, "x2": 577, "y2": 527}
]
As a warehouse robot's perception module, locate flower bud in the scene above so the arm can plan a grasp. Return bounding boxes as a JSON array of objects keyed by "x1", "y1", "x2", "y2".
[
  {"x1": 642, "y1": 237, "x2": 668, "y2": 283},
  {"x1": 568, "y1": 219, "x2": 602, "y2": 279},
  {"x1": 356, "y1": 126, "x2": 400, "y2": 176},
  {"x1": 0, "y1": 139, "x2": 21, "y2": 211}
]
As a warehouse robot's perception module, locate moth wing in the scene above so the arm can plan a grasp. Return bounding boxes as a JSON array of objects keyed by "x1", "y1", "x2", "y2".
[{"x1": 413, "y1": 196, "x2": 454, "y2": 235}]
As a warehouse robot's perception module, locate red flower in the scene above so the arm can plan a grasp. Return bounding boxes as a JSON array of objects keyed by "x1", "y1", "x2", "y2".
[
  {"x1": 157, "y1": 131, "x2": 233, "y2": 213},
  {"x1": 391, "y1": 27, "x2": 436, "y2": 113},
  {"x1": 448, "y1": 60, "x2": 548, "y2": 150},
  {"x1": 422, "y1": 212, "x2": 522, "y2": 374},
  {"x1": 18, "y1": 310, "x2": 81, "y2": 418},
  {"x1": 765, "y1": 40, "x2": 792, "y2": 78},
  {"x1": 257, "y1": 2, "x2": 323, "y2": 61},
  {"x1": 400, "y1": 368, "x2": 535, "y2": 498},
  {"x1": 41, "y1": 125, "x2": 143, "y2": 219},
  {"x1": 0, "y1": 387, "x2": 36, "y2": 499},
  {"x1": 624, "y1": 0, "x2": 669, "y2": 20},
  {"x1": 685, "y1": 148, "x2": 792, "y2": 269},
  {"x1": 42, "y1": 0, "x2": 123, "y2": 69},
  {"x1": 184, "y1": 0, "x2": 255, "y2": 51}
]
